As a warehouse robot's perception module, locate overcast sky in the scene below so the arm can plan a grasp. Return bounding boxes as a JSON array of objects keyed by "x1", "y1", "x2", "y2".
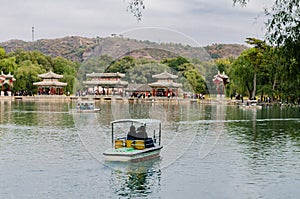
[{"x1": 0, "y1": 0, "x2": 273, "y2": 46}]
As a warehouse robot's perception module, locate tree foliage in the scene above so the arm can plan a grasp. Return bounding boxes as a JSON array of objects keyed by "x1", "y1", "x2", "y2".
[
  {"x1": 161, "y1": 56, "x2": 190, "y2": 71},
  {"x1": 106, "y1": 56, "x2": 136, "y2": 73},
  {"x1": 229, "y1": 37, "x2": 300, "y2": 101},
  {"x1": 162, "y1": 56, "x2": 207, "y2": 93},
  {"x1": 0, "y1": 57, "x2": 18, "y2": 74},
  {"x1": 265, "y1": 0, "x2": 300, "y2": 46},
  {"x1": 183, "y1": 69, "x2": 207, "y2": 94},
  {"x1": 233, "y1": 0, "x2": 300, "y2": 102},
  {"x1": 0, "y1": 49, "x2": 78, "y2": 94},
  {"x1": 231, "y1": 49, "x2": 256, "y2": 97},
  {"x1": 0, "y1": 47, "x2": 6, "y2": 59},
  {"x1": 126, "y1": 63, "x2": 169, "y2": 84},
  {"x1": 14, "y1": 60, "x2": 45, "y2": 93}
]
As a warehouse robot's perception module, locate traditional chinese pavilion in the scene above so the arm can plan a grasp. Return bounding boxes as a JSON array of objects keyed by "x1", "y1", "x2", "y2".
[
  {"x1": 148, "y1": 71, "x2": 182, "y2": 97},
  {"x1": 0, "y1": 71, "x2": 16, "y2": 96},
  {"x1": 213, "y1": 71, "x2": 229, "y2": 96},
  {"x1": 83, "y1": 72, "x2": 128, "y2": 96},
  {"x1": 33, "y1": 71, "x2": 67, "y2": 95},
  {"x1": 126, "y1": 83, "x2": 152, "y2": 98}
]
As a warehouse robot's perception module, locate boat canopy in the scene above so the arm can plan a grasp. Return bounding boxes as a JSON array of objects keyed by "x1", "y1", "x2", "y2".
[{"x1": 111, "y1": 119, "x2": 161, "y2": 125}]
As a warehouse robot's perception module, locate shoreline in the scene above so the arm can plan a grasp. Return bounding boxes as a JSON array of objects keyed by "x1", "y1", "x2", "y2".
[
  {"x1": 0, "y1": 95, "x2": 298, "y2": 107},
  {"x1": 0, "y1": 95, "x2": 221, "y2": 104}
]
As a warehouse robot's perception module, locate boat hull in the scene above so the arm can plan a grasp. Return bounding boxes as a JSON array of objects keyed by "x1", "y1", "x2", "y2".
[
  {"x1": 76, "y1": 108, "x2": 101, "y2": 113},
  {"x1": 103, "y1": 146, "x2": 163, "y2": 162}
]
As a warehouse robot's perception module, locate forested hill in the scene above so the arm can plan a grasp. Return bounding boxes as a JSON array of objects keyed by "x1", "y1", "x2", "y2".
[{"x1": 0, "y1": 36, "x2": 247, "y2": 62}]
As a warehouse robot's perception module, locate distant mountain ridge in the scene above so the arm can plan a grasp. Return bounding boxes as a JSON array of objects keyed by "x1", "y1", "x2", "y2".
[{"x1": 0, "y1": 36, "x2": 247, "y2": 63}]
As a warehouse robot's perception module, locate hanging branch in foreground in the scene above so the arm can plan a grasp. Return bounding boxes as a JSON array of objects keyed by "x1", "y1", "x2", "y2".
[
  {"x1": 265, "y1": 0, "x2": 300, "y2": 46},
  {"x1": 232, "y1": 0, "x2": 249, "y2": 6},
  {"x1": 127, "y1": 0, "x2": 145, "y2": 21}
]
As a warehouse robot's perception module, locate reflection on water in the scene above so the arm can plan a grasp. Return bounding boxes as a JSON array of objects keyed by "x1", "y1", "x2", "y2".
[
  {"x1": 0, "y1": 101, "x2": 300, "y2": 198},
  {"x1": 108, "y1": 158, "x2": 161, "y2": 198}
]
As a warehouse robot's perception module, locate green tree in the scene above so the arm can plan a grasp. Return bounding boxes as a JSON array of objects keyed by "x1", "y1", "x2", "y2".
[
  {"x1": 230, "y1": 52, "x2": 253, "y2": 97},
  {"x1": 79, "y1": 55, "x2": 113, "y2": 80},
  {"x1": 52, "y1": 57, "x2": 78, "y2": 94},
  {"x1": 162, "y1": 56, "x2": 208, "y2": 94},
  {"x1": 230, "y1": 39, "x2": 275, "y2": 99},
  {"x1": 126, "y1": 63, "x2": 169, "y2": 84},
  {"x1": 234, "y1": 0, "x2": 300, "y2": 101},
  {"x1": 52, "y1": 57, "x2": 77, "y2": 75},
  {"x1": 10, "y1": 50, "x2": 52, "y2": 70},
  {"x1": 215, "y1": 58, "x2": 232, "y2": 75},
  {"x1": 161, "y1": 56, "x2": 190, "y2": 71},
  {"x1": 0, "y1": 57, "x2": 18, "y2": 74},
  {"x1": 14, "y1": 60, "x2": 45, "y2": 93},
  {"x1": 0, "y1": 47, "x2": 6, "y2": 59},
  {"x1": 183, "y1": 69, "x2": 206, "y2": 94},
  {"x1": 106, "y1": 56, "x2": 136, "y2": 73},
  {"x1": 244, "y1": 38, "x2": 267, "y2": 99}
]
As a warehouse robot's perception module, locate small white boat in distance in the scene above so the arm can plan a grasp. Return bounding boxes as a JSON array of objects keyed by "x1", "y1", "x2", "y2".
[
  {"x1": 103, "y1": 119, "x2": 163, "y2": 162},
  {"x1": 76, "y1": 100, "x2": 101, "y2": 113}
]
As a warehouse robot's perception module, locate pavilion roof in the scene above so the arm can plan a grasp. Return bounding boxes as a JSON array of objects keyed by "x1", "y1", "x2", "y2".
[
  {"x1": 33, "y1": 81, "x2": 67, "y2": 87},
  {"x1": 148, "y1": 81, "x2": 182, "y2": 88},
  {"x1": 126, "y1": 84, "x2": 152, "y2": 92},
  {"x1": 38, "y1": 71, "x2": 63, "y2": 79},
  {"x1": 152, "y1": 71, "x2": 178, "y2": 79},
  {"x1": 213, "y1": 71, "x2": 230, "y2": 84},
  {"x1": 86, "y1": 72, "x2": 125, "y2": 78},
  {"x1": 1, "y1": 71, "x2": 15, "y2": 79},
  {"x1": 83, "y1": 80, "x2": 128, "y2": 87}
]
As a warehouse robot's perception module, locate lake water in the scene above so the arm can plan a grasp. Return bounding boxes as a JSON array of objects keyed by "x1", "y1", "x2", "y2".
[{"x1": 0, "y1": 100, "x2": 300, "y2": 198}]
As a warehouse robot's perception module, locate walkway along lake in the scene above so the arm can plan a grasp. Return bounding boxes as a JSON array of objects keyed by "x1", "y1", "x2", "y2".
[{"x1": 0, "y1": 100, "x2": 300, "y2": 198}]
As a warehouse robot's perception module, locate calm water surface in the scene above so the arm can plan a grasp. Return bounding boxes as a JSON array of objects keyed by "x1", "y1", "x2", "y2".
[{"x1": 0, "y1": 100, "x2": 300, "y2": 198}]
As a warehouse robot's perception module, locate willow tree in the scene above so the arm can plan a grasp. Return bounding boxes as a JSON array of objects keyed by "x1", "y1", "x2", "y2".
[
  {"x1": 231, "y1": 49, "x2": 256, "y2": 98},
  {"x1": 234, "y1": 0, "x2": 300, "y2": 101},
  {"x1": 245, "y1": 38, "x2": 269, "y2": 99},
  {"x1": 266, "y1": 0, "x2": 300, "y2": 99}
]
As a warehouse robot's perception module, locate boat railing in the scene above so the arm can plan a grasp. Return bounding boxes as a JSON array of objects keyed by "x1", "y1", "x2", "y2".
[{"x1": 111, "y1": 119, "x2": 161, "y2": 149}]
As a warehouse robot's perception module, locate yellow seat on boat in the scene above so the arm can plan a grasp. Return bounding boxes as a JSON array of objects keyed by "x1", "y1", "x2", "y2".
[
  {"x1": 134, "y1": 140, "x2": 145, "y2": 150},
  {"x1": 126, "y1": 140, "x2": 134, "y2": 148},
  {"x1": 115, "y1": 139, "x2": 124, "y2": 149}
]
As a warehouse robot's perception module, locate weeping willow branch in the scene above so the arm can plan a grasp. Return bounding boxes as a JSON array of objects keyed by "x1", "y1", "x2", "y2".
[
  {"x1": 126, "y1": 0, "x2": 145, "y2": 21},
  {"x1": 232, "y1": 0, "x2": 249, "y2": 6}
]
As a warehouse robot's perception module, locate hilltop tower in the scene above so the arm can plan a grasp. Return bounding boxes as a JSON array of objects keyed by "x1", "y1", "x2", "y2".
[{"x1": 32, "y1": 27, "x2": 35, "y2": 41}]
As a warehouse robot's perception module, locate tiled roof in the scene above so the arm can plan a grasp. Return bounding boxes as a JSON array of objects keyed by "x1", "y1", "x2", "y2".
[
  {"x1": 86, "y1": 72, "x2": 125, "y2": 78},
  {"x1": 38, "y1": 71, "x2": 63, "y2": 79},
  {"x1": 126, "y1": 84, "x2": 152, "y2": 91},
  {"x1": 148, "y1": 81, "x2": 182, "y2": 88},
  {"x1": 83, "y1": 80, "x2": 128, "y2": 86},
  {"x1": 152, "y1": 71, "x2": 178, "y2": 79},
  {"x1": 33, "y1": 81, "x2": 67, "y2": 87}
]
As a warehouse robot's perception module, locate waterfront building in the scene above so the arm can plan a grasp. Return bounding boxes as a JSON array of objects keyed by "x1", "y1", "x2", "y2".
[
  {"x1": 213, "y1": 71, "x2": 229, "y2": 96},
  {"x1": 148, "y1": 71, "x2": 182, "y2": 97},
  {"x1": 83, "y1": 72, "x2": 128, "y2": 96},
  {"x1": 126, "y1": 83, "x2": 152, "y2": 98},
  {"x1": 0, "y1": 71, "x2": 16, "y2": 96},
  {"x1": 33, "y1": 71, "x2": 67, "y2": 95}
]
